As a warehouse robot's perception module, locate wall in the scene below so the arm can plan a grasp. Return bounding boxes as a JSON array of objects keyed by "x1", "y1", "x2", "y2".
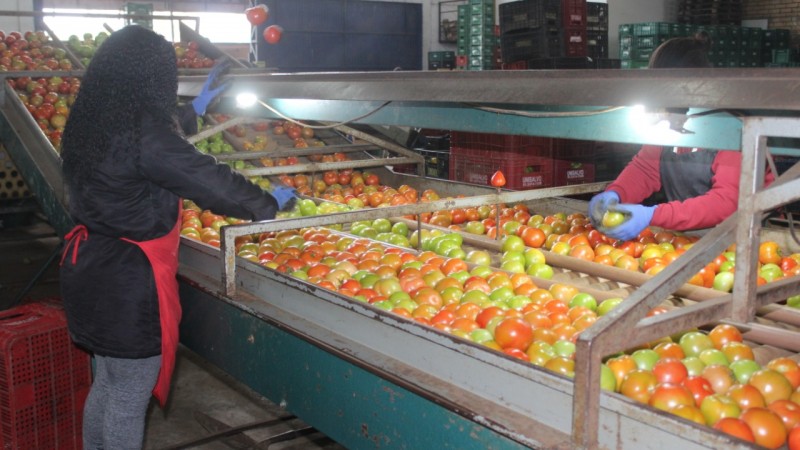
[
  {"x1": 0, "y1": 0, "x2": 34, "y2": 31},
  {"x1": 743, "y1": 0, "x2": 800, "y2": 45}
]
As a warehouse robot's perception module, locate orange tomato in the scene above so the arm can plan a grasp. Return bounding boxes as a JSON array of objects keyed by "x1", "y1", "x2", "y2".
[{"x1": 759, "y1": 241, "x2": 782, "y2": 265}]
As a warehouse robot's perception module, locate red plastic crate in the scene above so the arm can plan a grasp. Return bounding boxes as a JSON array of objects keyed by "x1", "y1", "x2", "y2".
[
  {"x1": 554, "y1": 159, "x2": 595, "y2": 186},
  {"x1": 0, "y1": 301, "x2": 91, "y2": 450},
  {"x1": 501, "y1": 60, "x2": 528, "y2": 70},
  {"x1": 449, "y1": 153, "x2": 553, "y2": 190},
  {"x1": 562, "y1": 0, "x2": 588, "y2": 28},
  {"x1": 553, "y1": 138, "x2": 596, "y2": 161},
  {"x1": 450, "y1": 131, "x2": 553, "y2": 159},
  {"x1": 564, "y1": 27, "x2": 588, "y2": 57}
]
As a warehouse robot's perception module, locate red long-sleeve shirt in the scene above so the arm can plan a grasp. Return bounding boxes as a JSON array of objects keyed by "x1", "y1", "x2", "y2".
[{"x1": 606, "y1": 145, "x2": 769, "y2": 231}]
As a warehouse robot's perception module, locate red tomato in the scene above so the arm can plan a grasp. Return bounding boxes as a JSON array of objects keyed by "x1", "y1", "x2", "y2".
[
  {"x1": 770, "y1": 400, "x2": 800, "y2": 431},
  {"x1": 493, "y1": 317, "x2": 533, "y2": 351},
  {"x1": 682, "y1": 375, "x2": 715, "y2": 407},
  {"x1": 476, "y1": 306, "x2": 505, "y2": 329},
  {"x1": 263, "y1": 25, "x2": 283, "y2": 44},
  {"x1": 323, "y1": 171, "x2": 338, "y2": 185},
  {"x1": 740, "y1": 407, "x2": 787, "y2": 449},
  {"x1": 490, "y1": 170, "x2": 506, "y2": 187},
  {"x1": 789, "y1": 425, "x2": 800, "y2": 450},
  {"x1": 245, "y1": 5, "x2": 268, "y2": 26},
  {"x1": 652, "y1": 358, "x2": 688, "y2": 385},
  {"x1": 714, "y1": 417, "x2": 755, "y2": 443}
]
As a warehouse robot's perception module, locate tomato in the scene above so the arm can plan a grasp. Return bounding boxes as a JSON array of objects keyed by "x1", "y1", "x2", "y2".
[
  {"x1": 263, "y1": 25, "x2": 283, "y2": 44},
  {"x1": 607, "y1": 355, "x2": 637, "y2": 390},
  {"x1": 543, "y1": 356, "x2": 575, "y2": 377},
  {"x1": 619, "y1": 369, "x2": 658, "y2": 404},
  {"x1": 714, "y1": 417, "x2": 755, "y2": 443},
  {"x1": 648, "y1": 383, "x2": 695, "y2": 412},
  {"x1": 652, "y1": 358, "x2": 688, "y2": 385},
  {"x1": 520, "y1": 226, "x2": 546, "y2": 248},
  {"x1": 245, "y1": 5, "x2": 268, "y2": 26},
  {"x1": 767, "y1": 357, "x2": 800, "y2": 389},
  {"x1": 323, "y1": 171, "x2": 338, "y2": 185},
  {"x1": 490, "y1": 170, "x2": 506, "y2": 187},
  {"x1": 670, "y1": 404, "x2": 706, "y2": 425},
  {"x1": 749, "y1": 369, "x2": 793, "y2": 404},
  {"x1": 728, "y1": 383, "x2": 766, "y2": 410},
  {"x1": 768, "y1": 399, "x2": 800, "y2": 430},
  {"x1": 682, "y1": 375, "x2": 715, "y2": 407},
  {"x1": 759, "y1": 241, "x2": 782, "y2": 265},
  {"x1": 740, "y1": 407, "x2": 787, "y2": 449},
  {"x1": 708, "y1": 324, "x2": 743, "y2": 349},
  {"x1": 493, "y1": 317, "x2": 533, "y2": 351},
  {"x1": 789, "y1": 425, "x2": 800, "y2": 450},
  {"x1": 602, "y1": 210, "x2": 626, "y2": 228}
]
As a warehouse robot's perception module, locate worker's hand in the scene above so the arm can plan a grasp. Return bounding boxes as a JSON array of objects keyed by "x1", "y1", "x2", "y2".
[
  {"x1": 192, "y1": 59, "x2": 233, "y2": 116},
  {"x1": 603, "y1": 204, "x2": 656, "y2": 241},
  {"x1": 272, "y1": 186, "x2": 297, "y2": 211},
  {"x1": 588, "y1": 190, "x2": 620, "y2": 228}
]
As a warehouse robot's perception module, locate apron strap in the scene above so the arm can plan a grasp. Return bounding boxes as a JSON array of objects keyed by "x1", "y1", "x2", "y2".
[{"x1": 60, "y1": 225, "x2": 88, "y2": 266}]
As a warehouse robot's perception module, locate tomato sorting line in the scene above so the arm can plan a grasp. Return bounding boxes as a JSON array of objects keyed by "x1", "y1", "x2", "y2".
[{"x1": 220, "y1": 181, "x2": 609, "y2": 296}]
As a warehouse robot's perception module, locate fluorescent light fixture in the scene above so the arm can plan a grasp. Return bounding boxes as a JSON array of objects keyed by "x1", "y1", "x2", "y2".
[{"x1": 236, "y1": 93, "x2": 257, "y2": 109}]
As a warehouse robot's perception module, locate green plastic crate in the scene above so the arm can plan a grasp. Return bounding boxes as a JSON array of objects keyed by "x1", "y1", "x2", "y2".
[
  {"x1": 633, "y1": 22, "x2": 672, "y2": 36},
  {"x1": 619, "y1": 24, "x2": 633, "y2": 37},
  {"x1": 469, "y1": 24, "x2": 494, "y2": 36},
  {"x1": 470, "y1": 3, "x2": 494, "y2": 16},
  {"x1": 470, "y1": 13, "x2": 494, "y2": 26},
  {"x1": 620, "y1": 60, "x2": 649, "y2": 69}
]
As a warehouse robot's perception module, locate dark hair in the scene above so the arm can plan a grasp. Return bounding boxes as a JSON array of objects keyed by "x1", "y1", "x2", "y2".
[
  {"x1": 648, "y1": 31, "x2": 713, "y2": 69},
  {"x1": 61, "y1": 25, "x2": 179, "y2": 184}
]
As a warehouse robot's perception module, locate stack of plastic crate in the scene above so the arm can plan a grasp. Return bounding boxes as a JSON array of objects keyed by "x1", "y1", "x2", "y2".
[
  {"x1": 499, "y1": 0, "x2": 562, "y2": 65},
  {"x1": 552, "y1": 139, "x2": 596, "y2": 186},
  {"x1": 449, "y1": 132, "x2": 554, "y2": 189},
  {"x1": 619, "y1": 22, "x2": 674, "y2": 69},
  {"x1": 561, "y1": 0, "x2": 587, "y2": 58},
  {"x1": 0, "y1": 301, "x2": 91, "y2": 449},
  {"x1": 586, "y1": 2, "x2": 608, "y2": 59},
  {"x1": 763, "y1": 29, "x2": 792, "y2": 67},
  {"x1": 677, "y1": 0, "x2": 742, "y2": 26},
  {"x1": 456, "y1": 0, "x2": 497, "y2": 71}
]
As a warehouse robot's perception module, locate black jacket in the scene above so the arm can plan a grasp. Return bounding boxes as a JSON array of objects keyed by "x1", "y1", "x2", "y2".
[{"x1": 60, "y1": 107, "x2": 277, "y2": 358}]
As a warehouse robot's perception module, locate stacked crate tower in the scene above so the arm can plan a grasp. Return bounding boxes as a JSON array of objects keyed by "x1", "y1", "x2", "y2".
[
  {"x1": 619, "y1": 22, "x2": 791, "y2": 69},
  {"x1": 498, "y1": 0, "x2": 588, "y2": 68},
  {"x1": 456, "y1": 0, "x2": 497, "y2": 70},
  {"x1": 586, "y1": 2, "x2": 608, "y2": 60}
]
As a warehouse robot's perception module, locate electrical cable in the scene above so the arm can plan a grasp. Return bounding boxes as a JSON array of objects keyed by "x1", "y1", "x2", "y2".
[
  {"x1": 464, "y1": 103, "x2": 626, "y2": 118},
  {"x1": 257, "y1": 100, "x2": 392, "y2": 129}
]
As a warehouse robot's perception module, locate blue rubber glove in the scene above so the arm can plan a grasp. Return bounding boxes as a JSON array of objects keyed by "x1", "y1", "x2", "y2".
[
  {"x1": 192, "y1": 60, "x2": 232, "y2": 116},
  {"x1": 272, "y1": 186, "x2": 297, "y2": 211},
  {"x1": 588, "y1": 190, "x2": 620, "y2": 228},
  {"x1": 603, "y1": 204, "x2": 656, "y2": 241}
]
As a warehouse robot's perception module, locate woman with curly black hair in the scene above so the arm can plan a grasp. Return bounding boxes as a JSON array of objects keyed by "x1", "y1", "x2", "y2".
[{"x1": 59, "y1": 25, "x2": 295, "y2": 449}]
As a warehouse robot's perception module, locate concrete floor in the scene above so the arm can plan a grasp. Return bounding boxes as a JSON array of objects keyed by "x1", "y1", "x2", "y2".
[{"x1": 0, "y1": 211, "x2": 343, "y2": 450}]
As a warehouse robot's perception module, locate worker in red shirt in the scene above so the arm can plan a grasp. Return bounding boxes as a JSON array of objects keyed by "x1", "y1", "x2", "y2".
[{"x1": 589, "y1": 32, "x2": 773, "y2": 240}]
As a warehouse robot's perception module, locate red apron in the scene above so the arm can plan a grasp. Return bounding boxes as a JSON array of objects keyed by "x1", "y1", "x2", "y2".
[{"x1": 62, "y1": 203, "x2": 183, "y2": 407}]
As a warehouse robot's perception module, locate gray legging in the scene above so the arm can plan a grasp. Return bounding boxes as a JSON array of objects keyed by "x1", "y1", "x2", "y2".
[{"x1": 83, "y1": 354, "x2": 161, "y2": 450}]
